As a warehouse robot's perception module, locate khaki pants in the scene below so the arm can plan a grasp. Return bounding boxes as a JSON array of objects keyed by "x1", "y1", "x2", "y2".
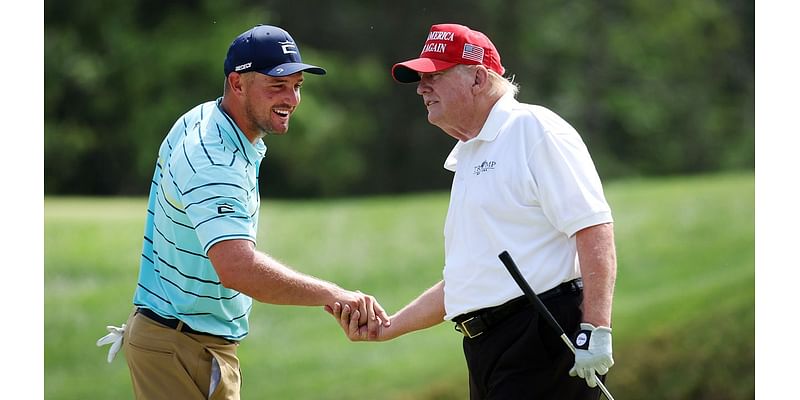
[{"x1": 123, "y1": 310, "x2": 241, "y2": 400}]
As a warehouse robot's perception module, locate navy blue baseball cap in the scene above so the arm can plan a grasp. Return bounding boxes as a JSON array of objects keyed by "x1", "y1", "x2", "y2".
[{"x1": 224, "y1": 25, "x2": 326, "y2": 77}]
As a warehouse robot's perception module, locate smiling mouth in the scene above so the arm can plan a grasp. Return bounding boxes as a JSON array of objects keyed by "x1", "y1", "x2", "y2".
[
  {"x1": 425, "y1": 100, "x2": 438, "y2": 107},
  {"x1": 273, "y1": 108, "x2": 291, "y2": 117}
]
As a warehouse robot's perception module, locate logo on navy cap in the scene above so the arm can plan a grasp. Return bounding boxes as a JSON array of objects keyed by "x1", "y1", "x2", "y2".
[{"x1": 279, "y1": 40, "x2": 298, "y2": 55}]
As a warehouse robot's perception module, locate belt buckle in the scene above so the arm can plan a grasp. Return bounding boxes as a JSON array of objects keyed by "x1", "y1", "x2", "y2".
[{"x1": 457, "y1": 317, "x2": 483, "y2": 339}]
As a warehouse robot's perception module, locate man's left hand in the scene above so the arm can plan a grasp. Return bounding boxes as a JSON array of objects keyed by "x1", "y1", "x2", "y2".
[{"x1": 569, "y1": 323, "x2": 614, "y2": 387}]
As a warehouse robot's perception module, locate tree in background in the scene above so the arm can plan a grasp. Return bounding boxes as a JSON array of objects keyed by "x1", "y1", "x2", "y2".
[{"x1": 45, "y1": 0, "x2": 753, "y2": 197}]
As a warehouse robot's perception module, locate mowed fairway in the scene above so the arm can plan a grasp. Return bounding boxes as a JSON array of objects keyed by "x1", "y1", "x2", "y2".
[{"x1": 44, "y1": 172, "x2": 754, "y2": 399}]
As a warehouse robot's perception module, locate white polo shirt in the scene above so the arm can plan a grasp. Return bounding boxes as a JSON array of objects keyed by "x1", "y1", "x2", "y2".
[{"x1": 442, "y1": 94, "x2": 613, "y2": 320}]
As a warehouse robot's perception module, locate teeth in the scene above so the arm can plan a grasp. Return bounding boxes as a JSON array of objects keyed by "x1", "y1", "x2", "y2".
[{"x1": 274, "y1": 109, "x2": 290, "y2": 117}]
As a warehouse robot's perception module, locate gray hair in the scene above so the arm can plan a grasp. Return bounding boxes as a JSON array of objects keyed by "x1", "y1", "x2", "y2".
[
  {"x1": 454, "y1": 64, "x2": 519, "y2": 98},
  {"x1": 487, "y1": 69, "x2": 519, "y2": 98}
]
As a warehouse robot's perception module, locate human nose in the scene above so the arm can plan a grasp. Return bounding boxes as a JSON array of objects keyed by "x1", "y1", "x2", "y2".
[
  {"x1": 285, "y1": 87, "x2": 300, "y2": 106},
  {"x1": 416, "y1": 80, "x2": 430, "y2": 96}
]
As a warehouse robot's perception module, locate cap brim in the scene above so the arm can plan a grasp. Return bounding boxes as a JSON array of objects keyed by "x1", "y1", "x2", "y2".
[
  {"x1": 391, "y1": 58, "x2": 458, "y2": 83},
  {"x1": 261, "y1": 62, "x2": 327, "y2": 77}
]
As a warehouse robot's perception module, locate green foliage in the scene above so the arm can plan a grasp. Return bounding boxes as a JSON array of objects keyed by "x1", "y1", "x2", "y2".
[
  {"x1": 44, "y1": 173, "x2": 753, "y2": 399},
  {"x1": 45, "y1": 0, "x2": 271, "y2": 193},
  {"x1": 44, "y1": 1, "x2": 753, "y2": 196},
  {"x1": 503, "y1": 0, "x2": 754, "y2": 177}
]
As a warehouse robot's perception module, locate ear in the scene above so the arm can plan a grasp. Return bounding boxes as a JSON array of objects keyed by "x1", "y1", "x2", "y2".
[
  {"x1": 471, "y1": 66, "x2": 489, "y2": 95},
  {"x1": 227, "y1": 72, "x2": 246, "y2": 97}
]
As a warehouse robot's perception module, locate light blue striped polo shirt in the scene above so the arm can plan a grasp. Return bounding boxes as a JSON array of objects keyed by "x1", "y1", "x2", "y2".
[{"x1": 132, "y1": 98, "x2": 266, "y2": 341}]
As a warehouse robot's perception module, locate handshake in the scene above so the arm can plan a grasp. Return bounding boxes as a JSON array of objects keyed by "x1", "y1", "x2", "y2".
[{"x1": 323, "y1": 289, "x2": 392, "y2": 342}]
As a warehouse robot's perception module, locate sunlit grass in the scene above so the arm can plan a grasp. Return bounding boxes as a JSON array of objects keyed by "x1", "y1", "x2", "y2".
[{"x1": 44, "y1": 172, "x2": 753, "y2": 399}]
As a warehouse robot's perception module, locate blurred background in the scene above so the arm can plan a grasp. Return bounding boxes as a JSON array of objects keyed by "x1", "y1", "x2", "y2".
[
  {"x1": 45, "y1": 0, "x2": 753, "y2": 198},
  {"x1": 44, "y1": 0, "x2": 754, "y2": 399}
]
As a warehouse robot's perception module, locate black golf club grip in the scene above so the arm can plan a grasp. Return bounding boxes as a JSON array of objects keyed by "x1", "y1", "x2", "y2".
[{"x1": 498, "y1": 251, "x2": 566, "y2": 335}]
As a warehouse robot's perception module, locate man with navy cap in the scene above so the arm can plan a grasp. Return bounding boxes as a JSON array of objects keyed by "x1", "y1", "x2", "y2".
[
  {"x1": 97, "y1": 25, "x2": 390, "y2": 399},
  {"x1": 330, "y1": 23, "x2": 617, "y2": 399}
]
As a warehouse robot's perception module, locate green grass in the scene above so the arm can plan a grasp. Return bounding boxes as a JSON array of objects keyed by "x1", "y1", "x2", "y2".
[{"x1": 44, "y1": 172, "x2": 754, "y2": 399}]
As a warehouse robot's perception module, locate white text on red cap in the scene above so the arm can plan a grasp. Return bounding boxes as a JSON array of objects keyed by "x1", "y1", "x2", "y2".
[
  {"x1": 427, "y1": 31, "x2": 455, "y2": 41},
  {"x1": 422, "y1": 31, "x2": 455, "y2": 54}
]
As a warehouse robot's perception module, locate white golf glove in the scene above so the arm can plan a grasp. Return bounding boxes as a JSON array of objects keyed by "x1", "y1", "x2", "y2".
[
  {"x1": 569, "y1": 323, "x2": 614, "y2": 388},
  {"x1": 96, "y1": 324, "x2": 126, "y2": 363}
]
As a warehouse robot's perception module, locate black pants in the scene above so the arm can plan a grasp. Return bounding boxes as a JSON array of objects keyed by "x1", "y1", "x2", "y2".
[{"x1": 462, "y1": 291, "x2": 603, "y2": 400}]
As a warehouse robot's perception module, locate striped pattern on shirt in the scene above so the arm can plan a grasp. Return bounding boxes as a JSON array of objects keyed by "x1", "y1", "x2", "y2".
[{"x1": 132, "y1": 98, "x2": 266, "y2": 341}]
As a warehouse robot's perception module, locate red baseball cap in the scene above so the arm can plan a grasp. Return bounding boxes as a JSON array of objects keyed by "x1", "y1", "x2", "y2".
[{"x1": 392, "y1": 23, "x2": 505, "y2": 83}]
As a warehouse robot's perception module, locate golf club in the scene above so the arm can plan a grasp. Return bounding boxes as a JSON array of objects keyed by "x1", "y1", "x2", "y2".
[{"x1": 498, "y1": 250, "x2": 615, "y2": 400}]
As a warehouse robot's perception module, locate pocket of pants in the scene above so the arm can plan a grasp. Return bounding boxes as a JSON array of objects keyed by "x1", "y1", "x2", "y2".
[
  {"x1": 206, "y1": 346, "x2": 241, "y2": 400},
  {"x1": 209, "y1": 356, "x2": 221, "y2": 398},
  {"x1": 126, "y1": 341, "x2": 206, "y2": 399}
]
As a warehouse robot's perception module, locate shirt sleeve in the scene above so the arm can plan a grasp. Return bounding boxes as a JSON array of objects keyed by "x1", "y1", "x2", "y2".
[
  {"x1": 528, "y1": 125, "x2": 613, "y2": 237},
  {"x1": 180, "y1": 163, "x2": 257, "y2": 254}
]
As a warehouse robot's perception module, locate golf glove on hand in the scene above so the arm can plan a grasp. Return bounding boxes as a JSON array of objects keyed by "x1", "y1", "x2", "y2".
[
  {"x1": 96, "y1": 324, "x2": 126, "y2": 363},
  {"x1": 569, "y1": 323, "x2": 614, "y2": 388}
]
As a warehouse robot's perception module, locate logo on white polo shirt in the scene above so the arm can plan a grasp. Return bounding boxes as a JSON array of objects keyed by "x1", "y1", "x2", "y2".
[{"x1": 473, "y1": 160, "x2": 496, "y2": 175}]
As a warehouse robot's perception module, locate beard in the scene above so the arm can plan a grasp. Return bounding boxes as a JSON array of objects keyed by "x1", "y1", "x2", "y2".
[{"x1": 243, "y1": 98, "x2": 290, "y2": 137}]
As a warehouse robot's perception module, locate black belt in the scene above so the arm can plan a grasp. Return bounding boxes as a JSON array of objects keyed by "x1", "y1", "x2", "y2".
[
  {"x1": 136, "y1": 307, "x2": 231, "y2": 342},
  {"x1": 453, "y1": 278, "x2": 583, "y2": 339}
]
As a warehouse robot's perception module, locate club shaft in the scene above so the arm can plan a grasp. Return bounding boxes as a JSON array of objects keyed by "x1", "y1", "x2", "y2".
[
  {"x1": 498, "y1": 251, "x2": 615, "y2": 400},
  {"x1": 498, "y1": 251, "x2": 565, "y2": 335}
]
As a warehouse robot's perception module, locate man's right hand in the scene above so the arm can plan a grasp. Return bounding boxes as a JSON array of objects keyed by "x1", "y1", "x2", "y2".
[
  {"x1": 326, "y1": 301, "x2": 392, "y2": 341},
  {"x1": 327, "y1": 290, "x2": 390, "y2": 339}
]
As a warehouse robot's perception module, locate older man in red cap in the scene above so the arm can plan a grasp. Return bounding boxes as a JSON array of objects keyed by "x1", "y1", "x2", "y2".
[{"x1": 329, "y1": 23, "x2": 617, "y2": 399}]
